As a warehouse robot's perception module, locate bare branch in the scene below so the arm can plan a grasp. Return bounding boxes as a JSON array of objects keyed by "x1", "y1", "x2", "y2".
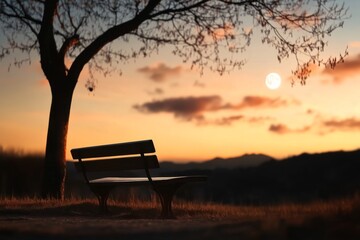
[
  {"x1": 68, "y1": 0, "x2": 162, "y2": 81},
  {"x1": 0, "y1": 0, "x2": 349, "y2": 85}
]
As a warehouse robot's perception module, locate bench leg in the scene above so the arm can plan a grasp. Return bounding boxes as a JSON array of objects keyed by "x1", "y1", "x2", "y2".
[
  {"x1": 92, "y1": 186, "x2": 112, "y2": 213},
  {"x1": 154, "y1": 183, "x2": 183, "y2": 219},
  {"x1": 98, "y1": 192, "x2": 110, "y2": 212}
]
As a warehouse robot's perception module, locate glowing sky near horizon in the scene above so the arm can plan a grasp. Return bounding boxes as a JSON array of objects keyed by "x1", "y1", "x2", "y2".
[{"x1": 1, "y1": 1, "x2": 360, "y2": 162}]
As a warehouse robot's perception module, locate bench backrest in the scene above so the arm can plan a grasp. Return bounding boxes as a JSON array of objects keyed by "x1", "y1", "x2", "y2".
[{"x1": 70, "y1": 140, "x2": 160, "y2": 173}]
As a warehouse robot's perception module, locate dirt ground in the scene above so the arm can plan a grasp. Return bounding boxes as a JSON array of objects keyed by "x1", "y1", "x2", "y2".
[
  {"x1": 1, "y1": 213, "x2": 360, "y2": 240},
  {"x1": 1, "y1": 202, "x2": 360, "y2": 240}
]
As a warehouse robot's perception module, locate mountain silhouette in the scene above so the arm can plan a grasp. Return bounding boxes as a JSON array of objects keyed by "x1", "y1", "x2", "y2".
[
  {"x1": 63, "y1": 148, "x2": 360, "y2": 204},
  {"x1": 193, "y1": 148, "x2": 360, "y2": 204},
  {"x1": 159, "y1": 153, "x2": 273, "y2": 171},
  {"x1": 3, "y1": 147, "x2": 359, "y2": 204}
]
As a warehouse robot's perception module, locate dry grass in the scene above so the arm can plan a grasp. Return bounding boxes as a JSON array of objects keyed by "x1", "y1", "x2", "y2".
[
  {"x1": 177, "y1": 197, "x2": 357, "y2": 220},
  {"x1": 0, "y1": 195, "x2": 358, "y2": 220},
  {"x1": 1, "y1": 196, "x2": 360, "y2": 239}
]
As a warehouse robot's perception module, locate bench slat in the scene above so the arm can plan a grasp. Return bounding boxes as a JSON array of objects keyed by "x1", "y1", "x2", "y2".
[
  {"x1": 73, "y1": 155, "x2": 159, "y2": 172},
  {"x1": 71, "y1": 139, "x2": 155, "y2": 159},
  {"x1": 90, "y1": 176, "x2": 207, "y2": 184}
]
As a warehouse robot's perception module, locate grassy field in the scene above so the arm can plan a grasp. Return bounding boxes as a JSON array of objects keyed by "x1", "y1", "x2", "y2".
[{"x1": 1, "y1": 196, "x2": 360, "y2": 240}]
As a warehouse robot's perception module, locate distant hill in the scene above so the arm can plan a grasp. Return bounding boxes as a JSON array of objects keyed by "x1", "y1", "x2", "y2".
[
  {"x1": 195, "y1": 148, "x2": 360, "y2": 204},
  {"x1": 3, "y1": 147, "x2": 358, "y2": 204},
  {"x1": 159, "y1": 153, "x2": 273, "y2": 171}
]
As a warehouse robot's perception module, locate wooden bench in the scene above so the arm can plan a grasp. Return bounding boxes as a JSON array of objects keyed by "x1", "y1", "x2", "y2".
[{"x1": 70, "y1": 139, "x2": 207, "y2": 218}]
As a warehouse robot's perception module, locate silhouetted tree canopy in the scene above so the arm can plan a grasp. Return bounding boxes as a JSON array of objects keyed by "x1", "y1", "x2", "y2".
[{"x1": 1, "y1": 0, "x2": 348, "y2": 84}]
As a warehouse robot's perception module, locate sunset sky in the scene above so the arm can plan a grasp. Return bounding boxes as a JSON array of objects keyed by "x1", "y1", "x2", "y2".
[{"x1": 1, "y1": 1, "x2": 360, "y2": 162}]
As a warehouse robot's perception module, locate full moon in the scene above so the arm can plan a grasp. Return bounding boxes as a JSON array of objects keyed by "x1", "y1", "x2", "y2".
[{"x1": 265, "y1": 72, "x2": 282, "y2": 90}]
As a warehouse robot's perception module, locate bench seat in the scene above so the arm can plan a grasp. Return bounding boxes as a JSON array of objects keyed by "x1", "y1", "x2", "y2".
[
  {"x1": 90, "y1": 176, "x2": 207, "y2": 184},
  {"x1": 71, "y1": 140, "x2": 207, "y2": 218}
]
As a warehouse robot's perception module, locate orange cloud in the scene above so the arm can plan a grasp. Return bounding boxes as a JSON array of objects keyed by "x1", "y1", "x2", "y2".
[
  {"x1": 248, "y1": 116, "x2": 274, "y2": 123},
  {"x1": 322, "y1": 54, "x2": 360, "y2": 84},
  {"x1": 321, "y1": 117, "x2": 360, "y2": 131},
  {"x1": 134, "y1": 95, "x2": 296, "y2": 125},
  {"x1": 135, "y1": 95, "x2": 296, "y2": 117},
  {"x1": 213, "y1": 115, "x2": 244, "y2": 126},
  {"x1": 197, "y1": 115, "x2": 273, "y2": 126},
  {"x1": 138, "y1": 63, "x2": 182, "y2": 82},
  {"x1": 269, "y1": 124, "x2": 311, "y2": 134},
  {"x1": 193, "y1": 80, "x2": 206, "y2": 88},
  {"x1": 269, "y1": 124, "x2": 289, "y2": 134},
  {"x1": 232, "y1": 96, "x2": 297, "y2": 109},
  {"x1": 134, "y1": 95, "x2": 223, "y2": 120},
  {"x1": 269, "y1": 116, "x2": 360, "y2": 135}
]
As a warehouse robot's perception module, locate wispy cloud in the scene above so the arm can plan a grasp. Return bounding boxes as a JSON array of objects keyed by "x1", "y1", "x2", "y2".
[
  {"x1": 211, "y1": 115, "x2": 244, "y2": 126},
  {"x1": 138, "y1": 63, "x2": 183, "y2": 82},
  {"x1": 231, "y1": 96, "x2": 298, "y2": 109},
  {"x1": 147, "y1": 88, "x2": 164, "y2": 95},
  {"x1": 134, "y1": 95, "x2": 296, "y2": 125},
  {"x1": 197, "y1": 115, "x2": 273, "y2": 126},
  {"x1": 269, "y1": 116, "x2": 360, "y2": 135},
  {"x1": 134, "y1": 95, "x2": 223, "y2": 120},
  {"x1": 193, "y1": 80, "x2": 206, "y2": 88},
  {"x1": 321, "y1": 117, "x2": 360, "y2": 131},
  {"x1": 269, "y1": 124, "x2": 311, "y2": 134},
  {"x1": 322, "y1": 54, "x2": 360, "y2": 84},
  {"x1": 192, "y1": 115, "x2": 246, "y2": 126}
]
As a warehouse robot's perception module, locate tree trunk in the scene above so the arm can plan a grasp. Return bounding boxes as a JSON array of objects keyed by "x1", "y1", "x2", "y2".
[{"x1": 41, "y1": 81, "x2": 75, "y2": 199}]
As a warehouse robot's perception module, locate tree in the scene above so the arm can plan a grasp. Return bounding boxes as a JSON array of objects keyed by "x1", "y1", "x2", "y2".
[{"x1": 0, "y1": 0, "x2": 347, "y2": 199}]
